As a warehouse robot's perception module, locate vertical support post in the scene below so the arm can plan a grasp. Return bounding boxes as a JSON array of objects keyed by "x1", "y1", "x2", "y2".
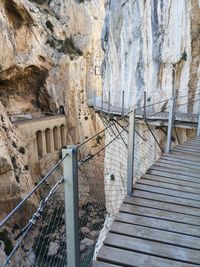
[
  {"x1": 166, "y1": 97, "x2": 175, "y2": 153},
  {"x1": 127, "y1": 109, "x2": 136, "y2": 195},
  {"x1": 143, "y1": 91, "x2": 147, "y2": 119},
  {"x1": 101, "y1": 91, "x2": 103, "y2": 111},
  {"x1": 197, "y1": 96, "x2": 200, "y2": 136},
  {"x1": 122, "y1": 90, "x2": 125, "y2": 116},
  {"x1": 62, "y1": 146, "x2": 80, "y2": 267},
  {"x1": 94, "y1": 90, "x2": 96, "y2": 108},
  {"x1": 108, "y1": 91, "x2": 111, "y2": 113}
]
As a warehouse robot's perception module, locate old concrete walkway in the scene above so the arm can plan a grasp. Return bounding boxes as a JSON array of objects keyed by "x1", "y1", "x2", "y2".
[{"x1": 94, "y1": 136, "x2": 200, "y2": 267}]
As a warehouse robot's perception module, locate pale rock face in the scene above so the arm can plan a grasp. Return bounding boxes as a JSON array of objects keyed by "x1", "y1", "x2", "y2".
[{"x1": 102, "y1": 0, "x2": 200, "y2": 108}]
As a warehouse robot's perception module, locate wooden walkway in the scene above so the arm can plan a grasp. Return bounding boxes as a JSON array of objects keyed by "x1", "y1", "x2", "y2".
[{"x1": 94, "y1": 137, "x2": 200, "y2": 267}]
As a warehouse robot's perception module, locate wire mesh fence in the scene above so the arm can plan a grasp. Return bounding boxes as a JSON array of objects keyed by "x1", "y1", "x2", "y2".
[
  {"x1": 0, "y1": 163, "x2": 67, "y2": 267},
  {"x1": 1, "y1": 91, "x2": 200, "y2": 267},
  {"x1": 133, "y1": 97, "x2": 176, "y2": 181},
  {"x1": 77, "y1": 118, "x2": 129, "y2": 266}
]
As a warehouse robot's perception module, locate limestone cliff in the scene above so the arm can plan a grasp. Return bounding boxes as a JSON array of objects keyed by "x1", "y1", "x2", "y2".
[
  {"x1": 102, "y1": 0, "x2": 200, "y2": 108},
  {"x1": 0, "y1": 0, "x2": 105, "y2": 220}
]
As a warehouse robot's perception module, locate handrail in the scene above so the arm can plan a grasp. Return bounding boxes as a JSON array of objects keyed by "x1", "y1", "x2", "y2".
[{"x1": 0, "y1": 154, "x2": 68, "y2": 228}]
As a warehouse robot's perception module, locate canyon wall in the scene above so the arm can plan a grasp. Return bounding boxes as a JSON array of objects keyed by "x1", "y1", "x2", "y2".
[
  {"x1": 0, "y1": 0, "x2": 105, "y2": 217},
  {"x1": 102, "y1": 0, "x2": 200, "y2": 109}
]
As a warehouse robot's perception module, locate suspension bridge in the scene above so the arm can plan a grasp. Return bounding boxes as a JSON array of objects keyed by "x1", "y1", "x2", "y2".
[{"x1": 0, "y1": 92, "x2": 200, "y2": 267}]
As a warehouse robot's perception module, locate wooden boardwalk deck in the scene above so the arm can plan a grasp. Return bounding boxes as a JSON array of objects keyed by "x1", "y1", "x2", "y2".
[{"x1": 94, "y1": 137, "x2": 200, "y2": 267}]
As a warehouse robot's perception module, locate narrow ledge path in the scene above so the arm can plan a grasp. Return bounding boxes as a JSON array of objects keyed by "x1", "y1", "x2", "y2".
[{"x1": 94, "y1": 136, "x2": 200, "y2": 267}]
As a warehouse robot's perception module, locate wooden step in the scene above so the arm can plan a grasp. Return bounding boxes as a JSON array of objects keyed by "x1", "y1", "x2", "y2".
[
  {"x1": 120, "y1": 203, "x2": 200, "y2": 226},
  {"x1": 148, "y1": 166, "x2": 200, "y2": 179},
  {"x1": 124, "y1": 195, "x2": 200, "y2": 216},
  {"x1": 97, "y1": 246, "x2": 197, "y2": 267},
  {"x1": 137, "y1": 179, "x2": 200, "y2": 195},
  {"x1": 134, "y1": 183, "x2": 200, "y2": 201},
  {"x1": 146, "y1": 169, "x2": 200, "y2": 184},
  {"x1": 157, "y1": 157, "x2": 200, "y2": 172},
  {"x1": 116, "y1": 213, "x2": 200, "y2": 237},
  {"x1": 132, "y1": 190, "x2": 200, "y2": 209},
  {"x1": 110, "y1": 222, "x2": 200, "y2": 250},
  {"x1": 142, "y1": 174, "x2": 200, "y2": 189},
  {"x1": 162, "y1": 153, "x2": 200, "y2": 163},
  {"x1": 104, "y1": 233, "x2": 200, "y2": 265}
]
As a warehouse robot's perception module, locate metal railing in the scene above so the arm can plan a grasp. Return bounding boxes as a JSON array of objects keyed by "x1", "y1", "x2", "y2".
[
  {"x1": 0, "y1": 113, "x2": 129, "y2": 267},
  {"x1": 127, "y1": 92, "x2": 200, "y2": 193},
  {"x1": 0, "y1": 155, "x2": 67, "y2": 267},
  {"x1": 1, "y1": 91, "x2": 200, "y2": 267}
]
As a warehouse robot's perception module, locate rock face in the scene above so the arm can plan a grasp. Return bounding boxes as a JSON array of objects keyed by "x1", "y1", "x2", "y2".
[
  {"x1": 0, "y1": 102, "x2": 37, "y2": 219},
  {"x1": 102, "y1": 0, "x2": 200, "y2": 108},
  {"x1": 0, "y1": 0, "x2": 105, "y2": 221}
]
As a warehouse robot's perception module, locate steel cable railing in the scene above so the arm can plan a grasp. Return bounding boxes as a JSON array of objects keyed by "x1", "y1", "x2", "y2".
[
  {"x1": 78, "y1": 120, "x2": 129, "y2": 266},
  {"x1": 1, "y1": 90, "x2": 200, "y2": 267},
  {"x1": 0, "y1": 111, "x2": 130, "y2": 267},
  {"x1": 0, "y1": 154, "x2": 67, "y2": 267}
]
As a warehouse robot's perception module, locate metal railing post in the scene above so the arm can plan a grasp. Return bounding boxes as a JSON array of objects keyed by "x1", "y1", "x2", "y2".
[
  {"x1": 122, "y1": 90, "x2": 125, "y2": 116},
  {"x1": 143, "y1": 91, "x2": 146, "y2": 119},
  {"x1": 198, "y1": 97, "x2": 200, "y2": 137},
  {"x1": 108, "y1": 91, "x2": 111, "y2": 113},
  {"x1": 166, "y1": 97, "x2": 175, "y2": 153},
  {"x1": 62, "y1": 146, "x2": 80, "y2": 267},
  {"x1": 101, "y1": 91, "x2": 103, "y2": 111},
  {"x1": 127, "y1": 109, "x2": 136, "y2": 195},
  {"x1": 94, "y1": 90, "x2": 96, "y2": 108}
]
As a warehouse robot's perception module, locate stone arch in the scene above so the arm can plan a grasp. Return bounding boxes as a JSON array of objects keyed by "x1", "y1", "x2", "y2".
[
  {"x1": 60, "y1": 124, "x2": 66, "y2": 147},
  {"x1": 53, "y1": 126, "x2": 59, "y2": 150},
  {"x1": 45, "y1": 128, "x2": 51, "y2": 153},
  {"x1": 36, "y1": 130, "x2": 43, "y2": 158}
]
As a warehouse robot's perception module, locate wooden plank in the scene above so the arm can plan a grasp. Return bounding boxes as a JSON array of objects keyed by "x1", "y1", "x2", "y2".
[
  {"x1": 147, "y1": 169, "x2": 200, "y2": 184},
  {"x1": 120, "y1": 203, "x2": 200, "y2": 226},
  {"x1": 142, "y1": 174, "x2": 200, "y2": 189},
  {"x1": 173, "y1": 146, "x2": 200, "y2": 153},
  {"x1": 137, "y1": 179, "x2": 200, "y2": 195},
  {"x1": 172, "y1": 149, "x2": 200, "y2": 157},
  {"x1": 132, "y1": 189, "x2": 200, "y2": 209},
  {"x1": 134, "y1": 183, "x2": 200, "y2": 201},
  {"x1": 97, "y1": 246, "x2": 196, "y2": 267},
  {"x1": 162, "y1": 153, "x2": 200, "y2": 163},
  {"x1": 124, "y1": 195, "x2": 200, "y2": 216},
  {"x1": 116, "y1": 213, "x2": 200, "y2": 237},
  {"x1": 104, "y1": 233, "x2": 200, "y2": 265},
  {"x1": 153, "y1": 162, "x2": 200, "y2": 175},
  {"x1": 177, "y1": 145, "x2": 200, "y2": 151},
  {"x1": 110, "y1": 222, "x2": 200, "y2": 250},
  {"x1": 157, "y1": 159, "x2": 200, "y2": 171},
  {"x1": 93, "y1": 262, "x2": 119, "y2": 267},
  {"x1": 149, "y1": 166, "x2": 200, "y2": 179},
  {"x1": 153, "y1": 162, "x2": 200, "y2": 173},
  {"x1": 158, "y1": 157, "x2": 200, "y2": 171}
]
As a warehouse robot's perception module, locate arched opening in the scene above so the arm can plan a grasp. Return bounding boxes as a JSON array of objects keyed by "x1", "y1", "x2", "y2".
[
  {"x1": 60, "y1": 124, "x2": 66, "y2": 147},
  {"x1": 53, "y1": 126, "x2": 59, "y2": 150},
  {"x1": 45, "y1": 128, "x2": 51, "y2": 153},
  {"x1": 59, "y1": 105, "x2": 65, "y2": 115},
  {"x1": 36, "y1": 131, "x2": 43, "y2": 158}
]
